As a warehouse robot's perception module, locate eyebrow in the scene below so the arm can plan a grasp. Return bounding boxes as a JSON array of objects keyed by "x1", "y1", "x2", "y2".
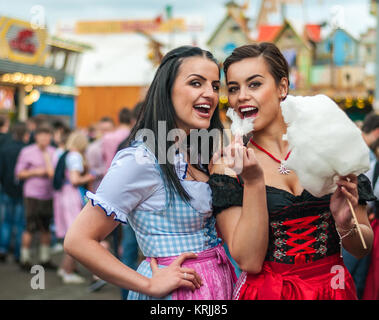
[
  {"x1": 186, "y1": 73, "x2": 206, "y2": 80},
  {"x1": 227, "y1": 74, "x2": 264, "y2": 85},
  {"x1": 186, "y1": 73, "x2": 220, "y2": 84}
]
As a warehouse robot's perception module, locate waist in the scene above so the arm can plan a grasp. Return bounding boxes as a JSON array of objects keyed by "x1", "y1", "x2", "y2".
[
  {"x1": 249, "y1": 253, "x2": 344, "y2": 282},
  {"x1": 23, "y1": 183, "x2": 53, "y2": 200},
  {"x1": 146, "y1": 244, "x2": 229, "y2": 267}
]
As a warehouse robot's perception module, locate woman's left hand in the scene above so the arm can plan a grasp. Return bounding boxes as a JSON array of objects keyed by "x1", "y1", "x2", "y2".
[{"x1": 330, "y1": 174, "x2": 358, "y2": 230}]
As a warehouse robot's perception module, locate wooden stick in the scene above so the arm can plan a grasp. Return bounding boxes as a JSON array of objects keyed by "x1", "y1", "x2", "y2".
[{"x1": 346, "y1": 199, "x2": 367, "y2": 250}]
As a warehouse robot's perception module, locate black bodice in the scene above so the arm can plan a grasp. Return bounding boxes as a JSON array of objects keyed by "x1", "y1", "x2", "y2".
[{"x1": 208, "y1": 174, "x2": 375, "y2": 264}]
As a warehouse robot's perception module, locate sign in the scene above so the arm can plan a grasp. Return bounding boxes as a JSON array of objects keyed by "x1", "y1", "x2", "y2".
[
  {"x1": 9, "y1": 29, "x2": 37, "y2": 54},
  {"x1": 75, "y1": 18, "x2": 188, "y2": 34},
  {"x1": 0, "y1": 16, "x2": 48, "y2": 65},
  {"x1": 0, "y1": 86, "x2": 15, "y2": 111}
]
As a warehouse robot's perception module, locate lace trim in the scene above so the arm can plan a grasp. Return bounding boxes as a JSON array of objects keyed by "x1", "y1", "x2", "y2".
[
  {"x1": 357, "y1": 174, "x2": 377, "y2": 204},
  {"x1": 208, "y1": 174, "x2": 243, "y2": 215},
  {"x1": 86, "y1": 191, "x2": 128, "y2": 224}
]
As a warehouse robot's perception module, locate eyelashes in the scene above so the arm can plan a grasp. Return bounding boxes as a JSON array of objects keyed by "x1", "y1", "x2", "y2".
[
  {"x1": 189, "y1": 80, "x2": 220, "y2": 92},
  {"x1": 227, "y1": 81, "x2": 262, "y2": 93}
]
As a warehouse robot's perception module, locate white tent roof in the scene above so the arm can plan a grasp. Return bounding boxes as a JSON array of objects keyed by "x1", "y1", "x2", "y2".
[{"x1": 59, "y1": 32, "x2": 208, "y2": 87}]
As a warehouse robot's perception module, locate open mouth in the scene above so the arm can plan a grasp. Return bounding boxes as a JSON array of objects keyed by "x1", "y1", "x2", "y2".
[
  {"x1": 193, "y1": 104, "x2": 211, "y2": 117},
  {"x1": 239, "y1": 106, "x2": 258, "y2": 119}
]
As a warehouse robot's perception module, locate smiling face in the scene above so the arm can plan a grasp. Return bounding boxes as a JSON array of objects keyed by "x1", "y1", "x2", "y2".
[
  {"x1": 171, "y1": 56, "x2": 220, "y2": 133},
  {"x1": 226, "y1": 56, "x2": 288, "y2": 132}
]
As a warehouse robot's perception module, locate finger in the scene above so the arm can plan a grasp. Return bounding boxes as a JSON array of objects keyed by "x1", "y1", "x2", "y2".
[
  {"x1": 340, "y1": 186, "x2": 358, "y2": 207},
  {"x1": 211, "y1": 150, "x2": 222, "y2": 165},
  {"x1": 179, "y1": 279, "x2": 196, "y2": 292},
  {"x1": 223, "y1": 145, "x2": 234, "y2": 164},
  {"x1": 174, "y1": 252, "x2": 197, "y2": 266},
  {"x1": 336, "y1": 180, "x2": 358, "y2": 196},
  {"x1": 346, "y1": 174, "x2": 358, "y2": 184},
  {"x1": 243, "y1": 146, "x2": 254, "y2": 162},
  {"x1": 339, "y1": 174, "x2": 358, "y2": 184},
  {"x1": 180, "y1": 268, "x2": 203, "y2": 287},
  {"x1": 234, "y1": 134, "x2": 243, "y2": 146},
  {"x1": 193, "y1": 271, "x2": 203, "y2": 287},
  {"x1": 150, "y1": 258, "x2": 158, "y2": 273},
  {"x1": 232, "y1": 146, "x2": 244, "y2": 174},
  {"x1": 180, "y1": 271, "x2": 201, "y2": 288}
]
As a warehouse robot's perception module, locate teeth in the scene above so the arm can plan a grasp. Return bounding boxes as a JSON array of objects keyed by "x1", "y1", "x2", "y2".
[
  {"x1": 195, "y1": 104, "x2": 210, "y2": 109},
  {"x1": 240, "y1": 107, "x2": 257, "y2": 113}
]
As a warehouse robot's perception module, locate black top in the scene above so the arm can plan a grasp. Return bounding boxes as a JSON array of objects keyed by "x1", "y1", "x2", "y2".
[
  {"x1": 0, "y1": 132, "x2": 10, "y2": 148},
  {"x1": 208, "y1": 173, "x2": 376, "y2": 264},
  {"x1": 0, "y1": 139, "x2": 26, "y2": 198}
]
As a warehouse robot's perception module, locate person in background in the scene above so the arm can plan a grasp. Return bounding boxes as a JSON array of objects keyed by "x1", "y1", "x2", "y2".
[
  {"x1": 50, "y1": 120, "x2": 71, "y2": 253},
  {"x1": 52, "y1": 120, "x2": 70, "y2": 149},
  {"x1": 116, "y1": 102, "x2": 143, "y2": 299},
  {"x1": 86, "y1": 116, "x2": 115, "y2": 292},
  {"x1": 15, "y1": 123, "x2": 56, "y2": 271},
  {"x1": 102, "y1": 108, "x2": 133, "y2": 169},
  {"x1": 0, "y1": 114, "x2": 10, "y2": 147},
  {"x1": 342, "y1": 112, "x2": 379, "y2": 298},
  {"x1": 117, "y1": 102, "x2": 143, "y2": 152},
  {"x1": 26, "y1": 115, "x2": 48, "y2": 145},
  {"x1": 86, "y1": 117, "x2": 115, "y2": 193},
  {"x1": 54, "y1": 131, "x2": 94, "y2": 284},
  {"x1": 362, "y1": 137, "x2": 379, "y2": 299},
  {"x1": 100, "y1": 109, "x2": 134, "y2": 287},
  {"x1": 0, "y1": 122, "x2": 29, "y2": 263},
  {"x1": 0, "y1": 114, "x2": 10, "y2": 262},
  {"x1": 361, "y1": 112, "x2": 379, "y2": 162}
]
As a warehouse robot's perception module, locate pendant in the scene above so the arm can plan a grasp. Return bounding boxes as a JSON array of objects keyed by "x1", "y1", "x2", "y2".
[{"x1": 278, "y1": 162, "x2": 291, "y2": 175}]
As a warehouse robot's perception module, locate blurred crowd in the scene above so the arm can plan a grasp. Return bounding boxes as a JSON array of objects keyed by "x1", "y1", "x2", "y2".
[
  {"x1": 0, "y1": 102, "x2": 142, "y2": 298},
  {"x1": 0, "y1": 105, "x2": 379, "y2": 299}
]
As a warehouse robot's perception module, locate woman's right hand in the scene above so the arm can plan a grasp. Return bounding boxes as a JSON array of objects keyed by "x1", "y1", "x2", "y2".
[
  {"x1": 212, "y1": 135, "x2": 263, "y2": 184},
  {"x1": 146, "y1": 252, "x2": 203, "y2": 298}
]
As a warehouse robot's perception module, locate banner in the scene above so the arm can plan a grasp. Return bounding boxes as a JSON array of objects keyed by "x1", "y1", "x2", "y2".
[
  {"x1": 75, "y1": 18, "x2": 187, "y2": 34},
  {"x1": 0, "y1": 16, "x2": 48, "y2": 65}
]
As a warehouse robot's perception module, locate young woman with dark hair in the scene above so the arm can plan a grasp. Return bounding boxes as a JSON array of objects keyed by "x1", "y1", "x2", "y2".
[
  {"x1": 208, "y1": 42, "x2": 375, "y2": 300},
  {"x1": 64, "y1": 46, "x2": 237, "y2": 300}
]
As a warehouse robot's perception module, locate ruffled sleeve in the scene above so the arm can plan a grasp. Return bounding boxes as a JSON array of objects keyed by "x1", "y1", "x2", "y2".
[
  {"x1": 208, "y1": 174, "x2": 243, "y2": 215},
  {"x1": 357, "y1": 173, "x2": 377, "y2": 205},
  {"x1": 86, "y1": 144, "x2": 161, "y2": 224}
]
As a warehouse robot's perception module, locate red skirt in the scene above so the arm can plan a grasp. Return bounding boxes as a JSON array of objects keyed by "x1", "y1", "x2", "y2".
[
  {"x1": 362, "y1": 219, "x2": 379, "y2": 300},
  {"x1": 233, "y1": 254, "x2": 357, "y2": 300}
]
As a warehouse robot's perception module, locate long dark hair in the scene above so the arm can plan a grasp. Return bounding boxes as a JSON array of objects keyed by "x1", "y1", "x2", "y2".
[
  {"x1": 223, "y1": 42, "x2": 290, "y2": 95},
  {"x1": 125, "y1": 46, "x2": 224, "y2": 202}
]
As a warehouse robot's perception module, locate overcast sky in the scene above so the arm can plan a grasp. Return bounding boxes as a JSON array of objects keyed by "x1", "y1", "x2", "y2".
[{"x1": 0, "y1": 0, "x2": 376, "y2": 38}]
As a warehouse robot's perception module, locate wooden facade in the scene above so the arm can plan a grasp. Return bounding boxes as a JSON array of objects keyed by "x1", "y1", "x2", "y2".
[{"x1": 76, "y1": 86, "x2": 146, "y2": 128}]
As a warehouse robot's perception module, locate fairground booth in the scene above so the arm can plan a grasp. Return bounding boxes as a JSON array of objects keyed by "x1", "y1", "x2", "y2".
[{"x1": 0, "y1": 16, "x2": 89, "y2": 127}]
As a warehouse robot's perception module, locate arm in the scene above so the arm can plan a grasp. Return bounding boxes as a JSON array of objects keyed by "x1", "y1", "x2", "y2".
[
  {"x1": 68, "y1": 170, "x2": 94, "y2": 187},
  {"x1": 42, "y1": 151, "x2": 54, "y2": 179},
  {"x1": 339, "y1": 204, "x2": 373, "y2": 259},
  {"x1": 330, "y1": 174, "x2": 373, "y2": 259},
  {"x1": 15, "y1": 149, "x2": 48, "y2": 180},
  {"x1": 212, "y1": 142, "x2": 268, "y2": 274},
  {"x1": 64, "y1": 202, "x2": 201, "y2": 297},
  {"x1": 17, "y1": 167, "x2": 47, "y2": 180},
  {"x1": 66, "y1": 152, "x2": 94, "y2": 187}
]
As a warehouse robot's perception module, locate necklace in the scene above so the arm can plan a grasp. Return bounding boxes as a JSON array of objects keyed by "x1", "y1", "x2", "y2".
[{"x1": 250, "y1": 139, "x2": 292, "y2": 175}]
